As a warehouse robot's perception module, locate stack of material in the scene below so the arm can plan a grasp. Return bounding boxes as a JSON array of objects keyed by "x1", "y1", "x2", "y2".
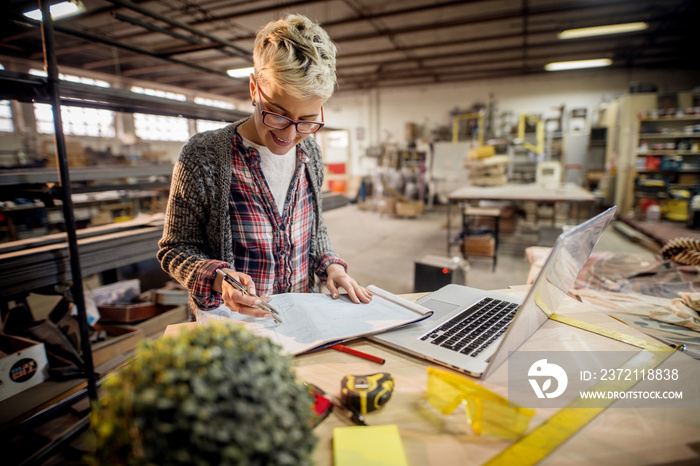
[
  {"x1": 43, "y1": 141, "x2": 90, "y2": 168},
  {"x1": 463, "y1": 153, "x2": 510, "y2": 187},
  {"x1": 0, "y1": 214, "x2": 164, "y2": 298}
]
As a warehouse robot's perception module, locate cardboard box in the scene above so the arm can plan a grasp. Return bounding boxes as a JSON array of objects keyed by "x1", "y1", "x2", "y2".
[
  {"x1": 678, "y1": 173, "x2": 698, "y2": 186},
  {"x1": 376, "y1": 196, "x2": 397, "y2": 215},
  {"x1": 463, "y1": 234, "x2": 495, "y2": 257},
  {"x1": 98, "y1": 302, "x2": 164, "y2": 323},
  {"x1": 356, "y1": 200, "x2": 375, "y2": 211},
  {"x1": 499, "y1": 206, "x2": 517, "y2": 235},
  {"x1": 91, "y1": 324, "x2": 143, "y2": 367},
  {"x1": 0, "y1": 334, "x2": 49, "y2": 402},
  {"x1": 395, "y1": 200, "x2": 425, "y2": 217},
  {"x1": 152, "y1": 288, "x2": 189, "y2": 307},
  {"x1": 135, "y1": 305, "x2": 189, "y2": 339}
]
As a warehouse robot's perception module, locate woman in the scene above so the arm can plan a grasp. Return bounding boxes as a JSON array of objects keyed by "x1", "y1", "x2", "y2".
[{"x1": 158, "y1": 14, "x2": 372, "y2": 320}]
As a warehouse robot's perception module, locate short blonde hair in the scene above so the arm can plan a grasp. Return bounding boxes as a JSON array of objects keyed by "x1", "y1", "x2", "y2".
[{"x1": 253, "y1": 14, "x2": 337, "y2": 101}]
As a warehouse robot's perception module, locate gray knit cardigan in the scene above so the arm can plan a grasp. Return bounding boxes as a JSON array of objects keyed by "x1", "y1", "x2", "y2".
[{"x1": 157, "y1": 118, "x2": 342, "y2": 314}]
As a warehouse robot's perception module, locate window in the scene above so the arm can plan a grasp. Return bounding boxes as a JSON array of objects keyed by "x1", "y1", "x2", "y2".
[
  {"x1": 34, "y1": 103, "x2": 115, "y2": 137},
  {"x1": 194, "y1": 97, "x2": 235, "y2": 132},
  {"x1": 0, "y1": 65, "x2": 13, "y2": 132},
  {"x1": 0, "y1": 101, "x2": 13, "y2": 133},
  {"x1": 29, "y1": 69, "x2": 114, "y2": 136},
  {"x1": 131, "y1": 86, "x2": 186, "y2": 102},
  {"x1": 34, "y1": 103, "x2": 55, "y2": 135},
  {"x1": 196, "y1": 119, "x2": 229, "y2": 133},
  {"x1": 130, "y1": 87, "x2": 189, "y2": 140},
  {"x1": 28, "y1": 69, "x2": 110, "y2": 88},
  {"x1": 194, "y1": 96, "x2": 235, "y2": 110},
  {"x1": 134, "y1": 113, "x2": 189, "y2": 141}
]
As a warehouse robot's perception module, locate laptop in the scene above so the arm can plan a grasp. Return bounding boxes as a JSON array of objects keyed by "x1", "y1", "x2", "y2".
[{"x1": 369, "y1": 206, "x2": 617, "y2": 378}]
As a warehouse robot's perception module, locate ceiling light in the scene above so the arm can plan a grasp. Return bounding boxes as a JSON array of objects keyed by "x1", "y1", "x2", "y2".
[
  {"x1": 24, "y1": 0, "x2": 85, "y2": 21},
  {"x1": 545, "y1": 58, "x2": 612, "y2": 71},
  {"x1": 558, "y1": 22, "x2": 648, "y2": 40},
  {"x1": 227, "y1": 67, "x2": 255, "y2": 79}
]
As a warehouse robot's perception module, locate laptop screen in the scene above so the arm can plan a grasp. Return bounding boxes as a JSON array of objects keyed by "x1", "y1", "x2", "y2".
[
  {"x1": 484, "y1": 206, "x2": 617, "y2": 378},
  {"x1": 535, "y1": 206, "x2": 616, "y2": 315}
]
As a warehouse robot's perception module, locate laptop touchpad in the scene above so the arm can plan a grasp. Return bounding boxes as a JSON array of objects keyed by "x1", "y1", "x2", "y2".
[{"x1": 420, "y1": 299, "x2": 460, "y2": 313}]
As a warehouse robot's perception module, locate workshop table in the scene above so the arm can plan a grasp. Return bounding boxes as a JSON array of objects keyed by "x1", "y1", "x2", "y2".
[
  {"x1": 165, "y1": 288, "x2": 700, "y2": 465},
  {"x1": 446, "y1": 182, "x2": 598, "y2": 256}
]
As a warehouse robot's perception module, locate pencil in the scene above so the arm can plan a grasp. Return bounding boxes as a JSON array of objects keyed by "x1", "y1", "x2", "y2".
[{"x1": 330, "y1": 344, "x2": 385, "y2": 365}]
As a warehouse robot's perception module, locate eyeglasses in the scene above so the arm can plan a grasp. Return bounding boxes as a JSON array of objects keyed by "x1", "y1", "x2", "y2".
[
  {"x1": 425, "y1": 367, "x2": 535, "y2": 439},
  {"x1": 256, "y1": 85, "x2": 324, "y2": 134}
]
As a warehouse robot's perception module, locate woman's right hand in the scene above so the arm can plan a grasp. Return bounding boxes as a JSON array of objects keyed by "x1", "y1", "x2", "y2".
[{"x1": 214, "y1": 268, "x2": 272, "y2": 319}]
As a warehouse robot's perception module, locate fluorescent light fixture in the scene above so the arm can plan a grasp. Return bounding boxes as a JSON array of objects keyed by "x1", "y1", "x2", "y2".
[
  {"x1": 24, "y1": 0, "x2": 84, "y2": 21},
  {"x1": 227, "y1": 67, "x2": 255, "y2": 79},
  {"x1": 545, "y1": 58, "x2": 612, "y2": 71},
  {"x1": 558, "y1": 22, "x2": 648, "y2": 40}
]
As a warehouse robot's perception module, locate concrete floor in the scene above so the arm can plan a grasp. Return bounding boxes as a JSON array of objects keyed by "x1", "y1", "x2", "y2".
[{"x1": 322, "y1": 204, "x2": 652, "y2": 295}]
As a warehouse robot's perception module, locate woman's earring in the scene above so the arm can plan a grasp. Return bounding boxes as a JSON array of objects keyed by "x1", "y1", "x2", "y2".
[{"x1": 252, "y1": 100, "x2": 256, "y2": 107}]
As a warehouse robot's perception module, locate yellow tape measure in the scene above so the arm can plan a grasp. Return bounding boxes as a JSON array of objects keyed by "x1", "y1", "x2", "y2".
[
  {"x1": 341, "y1": 372, "x2": 395, "y2": 415},
  {"x1": 484, "y1": 312, "x2": 676, "y2": 466}
]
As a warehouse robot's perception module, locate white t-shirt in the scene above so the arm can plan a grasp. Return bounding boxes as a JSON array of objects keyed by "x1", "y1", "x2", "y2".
[{"x1": 241, "y1": 136, "x2": 297, "y2": 215}]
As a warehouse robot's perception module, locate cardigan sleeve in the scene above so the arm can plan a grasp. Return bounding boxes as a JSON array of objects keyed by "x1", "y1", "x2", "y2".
[{"x1": 157, "y1": 133, "x2": 232, "y2": 310}]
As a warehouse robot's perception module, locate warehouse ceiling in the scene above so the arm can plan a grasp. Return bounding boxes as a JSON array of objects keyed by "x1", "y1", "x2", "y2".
[{"x1": 0, "y1": 0, "x2": 698, "y2": 100}]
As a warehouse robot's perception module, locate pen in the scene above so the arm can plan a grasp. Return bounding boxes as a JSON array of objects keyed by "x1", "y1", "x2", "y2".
[
  {"x1": 305, "y1": 382, "x2": 367, "y2": 426},
  {"x1": 330, "y1": 344, "x2": 385, "y2": 365},
  {"x1": 216, "y1": 269, "x2": 283, "y2": 324}
]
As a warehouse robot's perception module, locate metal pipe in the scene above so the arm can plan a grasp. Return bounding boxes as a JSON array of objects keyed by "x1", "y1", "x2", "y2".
[
  {"x1": 112, "y1": 11, "x2": 246, "y2": 59},
  {"x1": 51, "y1": 21, "x2": 232, "y2": 77},
  {"x1": 113, "y1": 11, "x2": 202, "y2": 45},
  {"x1": 8, "y1": 10, "x2": 234, "y2": 79},
  {"x1": 187, "y1": 0, "x2": 323, "y2": 26},
  {"x1": 38, "y1": 0, "x2": 97, "y2": 402},
  {"x1": 103, "y1": 0, "x2": 252, "y2": 61}
]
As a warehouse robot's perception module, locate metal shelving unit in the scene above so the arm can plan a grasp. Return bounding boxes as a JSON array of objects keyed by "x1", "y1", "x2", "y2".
[
  {"x1": 0, "y1": 5, "x2": 248, "y2": 462},
  {"x1": 635, "y1": 116, "x2": 700, "y2": 191},
  {"x1": 0, "y1": 164, "x2": 175, "y2": 185}
]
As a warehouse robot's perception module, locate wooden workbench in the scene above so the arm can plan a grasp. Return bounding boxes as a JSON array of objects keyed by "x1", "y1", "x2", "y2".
[{"x1": 166, "y1": 290, "x2": 700, "y2": 465}]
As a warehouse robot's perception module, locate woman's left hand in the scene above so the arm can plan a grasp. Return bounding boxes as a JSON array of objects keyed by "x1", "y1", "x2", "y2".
[{"x1": 325, "y1": 263, "x2": 373, "y2": 304}]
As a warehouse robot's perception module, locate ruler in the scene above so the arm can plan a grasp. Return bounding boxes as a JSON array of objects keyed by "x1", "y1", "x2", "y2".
[
  {"x1": 549, "y1": 312, "x2": 671, "y2": 352},
  {"x1": 484, "y1": 312, "x2": 676, "y2": 466}
]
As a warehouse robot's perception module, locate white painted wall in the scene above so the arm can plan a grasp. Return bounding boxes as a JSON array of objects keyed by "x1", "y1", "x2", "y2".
[{"x1": 325, "y1": 68, "x2": 700, "y2": 177}]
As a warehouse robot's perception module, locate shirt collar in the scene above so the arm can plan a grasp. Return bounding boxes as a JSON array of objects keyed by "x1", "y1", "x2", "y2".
[{"x1": 233, "y1": 123, "x2": 309, "y2": 164}]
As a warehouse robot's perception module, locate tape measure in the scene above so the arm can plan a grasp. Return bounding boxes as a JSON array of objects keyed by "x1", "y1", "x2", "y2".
[
  {"x1": 341, "y1": 372, "x2": 394, "y2": 415},
  {"x1": 484, "y1": 312, "x2": 676, "y2": 466}
]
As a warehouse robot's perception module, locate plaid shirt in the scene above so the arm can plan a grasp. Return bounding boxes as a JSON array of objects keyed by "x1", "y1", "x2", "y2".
[
  {"x1": 192, "y1": 132, "x2": 346, "y2": 308},
  {"x1": 158, "y1": 120, "x2": 348, "y2": 316}
]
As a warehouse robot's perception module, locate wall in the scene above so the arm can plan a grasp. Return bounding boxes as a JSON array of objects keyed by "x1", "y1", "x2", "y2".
[{"x1": 326, "y1": 68, "x2": 700, "y2": 177}]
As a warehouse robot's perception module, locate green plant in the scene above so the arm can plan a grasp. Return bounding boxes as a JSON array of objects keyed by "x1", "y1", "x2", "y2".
[{"x1": 89, "y1": 322, "x2": 317, "y2": 465}]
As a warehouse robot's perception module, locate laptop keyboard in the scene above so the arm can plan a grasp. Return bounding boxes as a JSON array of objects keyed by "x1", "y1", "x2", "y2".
[{"x1": 419, "y1": 297, "x2": 519, "y2": 358}]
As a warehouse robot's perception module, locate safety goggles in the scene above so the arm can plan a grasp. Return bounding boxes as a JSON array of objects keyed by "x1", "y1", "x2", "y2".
[{"x1": 425, "y1": 367, "x2": 535, "y2": 439}]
